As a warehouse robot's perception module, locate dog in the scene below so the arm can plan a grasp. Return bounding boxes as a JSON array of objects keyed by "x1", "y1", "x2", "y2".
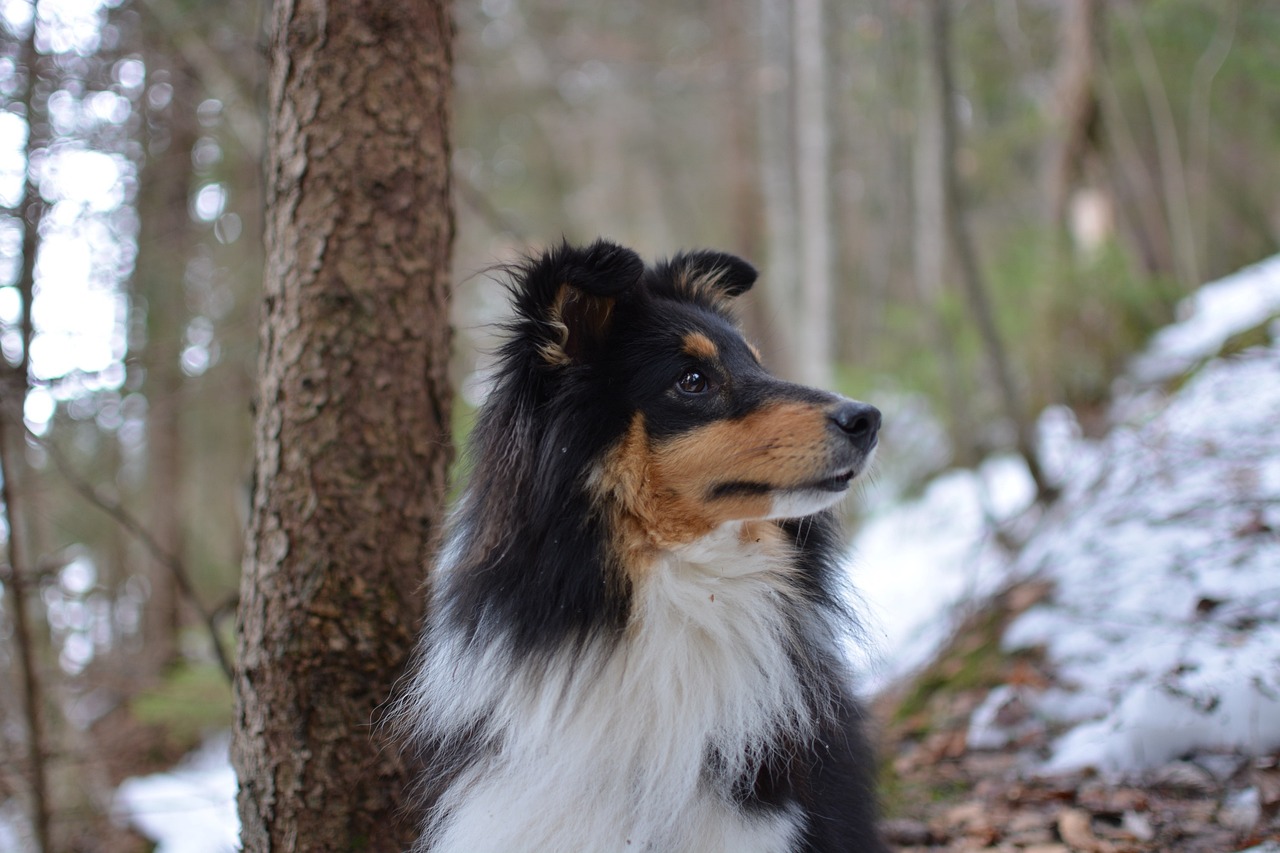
[{"x1": 397, "y1": 240, "x2": 887, "y2": 852}]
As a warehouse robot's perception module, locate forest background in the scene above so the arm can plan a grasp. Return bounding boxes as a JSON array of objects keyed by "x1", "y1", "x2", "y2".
[{"x1": 1, "y1": 0, "x2": 1278, "y2": 849}]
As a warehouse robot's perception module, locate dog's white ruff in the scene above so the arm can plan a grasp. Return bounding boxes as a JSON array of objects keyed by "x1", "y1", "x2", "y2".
[{"x1": 404, "y1": 520, "x2": 837, "y2": 853}]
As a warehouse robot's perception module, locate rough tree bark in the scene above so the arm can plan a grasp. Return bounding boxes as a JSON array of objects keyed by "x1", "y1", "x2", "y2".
[{"x1": 232, "y1": 1, "x2": 455, "y2": 850}]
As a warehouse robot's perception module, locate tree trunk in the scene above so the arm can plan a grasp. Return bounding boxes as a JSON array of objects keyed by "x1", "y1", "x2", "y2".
[
  {"x1": 2, "y1": 18, "x2": 51, "y2": 852},
  {"x1": 0, "y1": 373, "x2": 51, "y2": 853},
  {"x1": 921, "y1": 0, "x2": 1053, "y2": 499},
  {"x1": 756, "y1": 0, "x2": 799, "y2": 380},
  {"x1": 913, "y1": 0, "x2": 975, "y2": 466},
  {"x1": 136, "y1": 50, "x2": 202, "y2": 674},
  {"x1": 714, "y1": 0, "x2": 770, "y2": 351},
  {"x1": 232, "y1": 1, "x2": 455, "y2": 850},
  {"x1": 1117, "y1": 0, "x2": 1198, "y2": 289},
  {"x1": 792, "y1": 0, "x2": 833, "y2": 389},
  {"x1": 1046, "y1": 0, "x2": 1103, "y2": 243}
]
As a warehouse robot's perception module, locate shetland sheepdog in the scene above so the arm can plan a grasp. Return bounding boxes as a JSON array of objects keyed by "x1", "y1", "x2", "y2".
[{"x1": 398, "y1": 240, "x2": 887, "y2": 852}]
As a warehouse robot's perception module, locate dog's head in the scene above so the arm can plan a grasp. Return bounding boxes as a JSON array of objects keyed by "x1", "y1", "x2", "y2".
[{"x1": 491, "y1": 239, "x2": 879, "y2": 551}]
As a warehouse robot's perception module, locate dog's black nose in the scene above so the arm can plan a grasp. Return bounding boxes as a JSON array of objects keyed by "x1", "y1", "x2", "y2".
[{"x1": 831, "y1": 401, "x2": 881, "y2": 451}]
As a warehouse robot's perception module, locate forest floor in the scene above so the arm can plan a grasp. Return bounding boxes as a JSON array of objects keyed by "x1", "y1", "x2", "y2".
[{"x1": 873, "y1": 580, "x2": 1280, "y2": 853}]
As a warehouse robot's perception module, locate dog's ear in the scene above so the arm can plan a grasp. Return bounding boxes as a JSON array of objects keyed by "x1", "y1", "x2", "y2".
[
  {"x1": 516, "y1": 240, "x2": 645, "y2": 366},
  {"x1": 659, "y1": 250, "x2": 757, "y2": 308}
]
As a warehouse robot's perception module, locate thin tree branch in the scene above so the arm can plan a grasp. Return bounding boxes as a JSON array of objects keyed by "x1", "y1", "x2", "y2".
[
  {"x1": 0, "y1": 376, "x2": 52, "y2": 853},
  {"x1": 27, "y1": 426, "x2": 234, "y2": 681},
  {"x1": 455, "y1": 174, "x2": 528, "y2": 242},
  {"x1": 1117, "y1": 0, "x2": 1199, "y2": 287},
  {"x1": 1187, "y1": 2, "x2": 1236, "y2": 275},
  {"x1": 135, "y1": 0, "x2": 264, "y2": 160},
  {"x1": 923, "y1": 0, "x2": 1055, "y2": 501}
]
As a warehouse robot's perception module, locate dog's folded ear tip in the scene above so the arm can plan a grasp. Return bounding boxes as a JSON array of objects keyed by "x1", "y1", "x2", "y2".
[
  {"x1": 512, "y1": 240, "x2": 646, "y2": 365},
  {"x1": 518, "y1": 239, "x2": 646, "y2": 301},
  {"x1": 710, "y1": 253, "x2": 758, "y2": 296},
  {"x1": 659, "y1": 249, "x2": 758, "y2": 302},
  {"x1": 567, "y1": 239, "x2": 647, "y2": 296}
]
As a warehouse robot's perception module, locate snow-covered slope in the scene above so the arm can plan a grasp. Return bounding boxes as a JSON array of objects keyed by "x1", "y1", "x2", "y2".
[
  {"x1": 1128, "y1": 253, "x2": 1280, "y2": 386},
  {"x1": 855, "y1": 253, "x2": 1280, "y2": 776},
  {"x1": 1003, "y1": 342, "x2": 1280, "y2": 774}
]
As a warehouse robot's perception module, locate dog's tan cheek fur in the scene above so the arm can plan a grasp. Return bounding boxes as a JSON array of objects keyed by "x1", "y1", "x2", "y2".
[
  {"x1": 653, "y1": 403, "x2": 833, "y2": 494},
  {"x1": 596, "y1": 416, "x2": 734, "y2": 571},
  {"x1": 596, "y1": 405, "x2": 832, "y2": 566}
]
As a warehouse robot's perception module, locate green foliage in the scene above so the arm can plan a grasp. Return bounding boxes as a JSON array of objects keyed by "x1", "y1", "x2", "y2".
[
  {"x1": 1219, "y1": 319, "x2": 1276, "y2": 359},
  {"x1": 1162, "y1": 314, "x2": 1278, "y2": 397},
  {"x1": 876, "y1": 584, "x2": 1051, "y2": 818},
  {"x1": 890, "y1": 605, "x2": 1012, "y2": 732},
  {"x1": 985, "y1": 234, "x2": 1183, "y2": 412},
  {"x1": 131, "y1": 662, "x2": 234, "y2": 747}
]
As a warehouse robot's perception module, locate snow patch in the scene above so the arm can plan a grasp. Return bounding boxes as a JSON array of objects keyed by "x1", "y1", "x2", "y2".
[
  {"x1": 114, "y1": 733, "x2": 239, "y2": 853},
  {"x1": 1128, "y1": 253, "x2": 1280, "y2": 386},
  {"x1": 851, "y1": 453, "x2": 1038, "y2": 693},
  {"x1": 1005, "y1": 345, "x2": 1280, "y2": 775}
]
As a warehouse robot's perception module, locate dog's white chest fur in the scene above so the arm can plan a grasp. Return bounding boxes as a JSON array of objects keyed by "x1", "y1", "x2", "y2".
[{"x1": 413, "y1": 522, "x2": 815, "y2": 852}]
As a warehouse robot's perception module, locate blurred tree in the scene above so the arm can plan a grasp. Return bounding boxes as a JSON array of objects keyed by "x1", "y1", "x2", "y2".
[
  {"x1": 756, "y1": 0, "x2": 800, "y2": 380},
  {"x1": 1117, "y1": 0, "x2": 1198, "y2": 289},
  {"x1": 135, "y1": 44, "x2": 201, "y2": 675},
  {"x1": 753, "y1": 0, "x2": 844, "y2": 387},
  {"x1": 0, "y1": 386, "x2": 50, "y2": 853},
  {"x1": 793, "y1": 0, "x2": 833, "y2": 389},
  {"x1": 1046, "y1": 0, "x2": 1104, "y2": 248},
  {"x1": 232, "y1": 1, "x2": 455, "y2": 850},
  {"x1": 1, "y1": 10, "x2": 51, "y2": 850},
  {"x1": 911, "y1": 0, "x2": 974, "y2": 466},
  {"x1": 918, "y1": 0, "x2": 1051, "y2": 498}
]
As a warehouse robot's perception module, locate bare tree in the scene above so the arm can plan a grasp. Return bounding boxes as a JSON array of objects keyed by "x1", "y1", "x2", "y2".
[
  {"x1": 232, "y1": 1, "x2": 455, "y2": 850},
  {"x1": 0, "y1": 15, "x2": 51, "y2": 851},
  {"x1": 1046, "y1": 0, "x2": 1104, "y2": 244},
  {"x1": 912, "y1": 0, "x2": 975, "y2": 465},
  {"x1": 754, "y1": 0, "x2": 836, "y2": 387},
  {"x1": 1116, "y1": 0, "x2": 1198, "y2": 288},
  {"x1": 1186, "y1": 2, "x2": 1237, "y2": 277},
  {"x1": 918, "y1": 0, "x2": 1053, "y2": 499},
  {"x1": 756, "y1": 0, "x2": 800, "y2": 381},
  {"x1": 1, "y1": 380, "x2": 50, "y2": 853},
  {"x1": 792, "y1": 0, "x2": 834, "y2": 389},
  {"x1": 136, "y1": 45, "x2": 203, "y2": 674}
]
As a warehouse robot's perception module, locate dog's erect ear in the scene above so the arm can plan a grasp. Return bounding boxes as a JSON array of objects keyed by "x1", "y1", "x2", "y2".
[
  {"x1": 516, "y1": 240, "x2": 646, "y2": 366},
  {"x1": 657, "y1": 250, "x2": 758, "y2": 308}
]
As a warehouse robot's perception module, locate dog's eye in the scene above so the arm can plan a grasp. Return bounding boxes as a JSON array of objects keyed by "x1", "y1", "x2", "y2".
[{"x1": 676, "y1": 370, "x2": 709, "y2": 395}]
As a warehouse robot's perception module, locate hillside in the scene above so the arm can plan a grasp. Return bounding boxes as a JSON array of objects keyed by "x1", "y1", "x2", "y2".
[{"x1": 863, "y1": 256, "x2": 1280, "y2": 851}]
